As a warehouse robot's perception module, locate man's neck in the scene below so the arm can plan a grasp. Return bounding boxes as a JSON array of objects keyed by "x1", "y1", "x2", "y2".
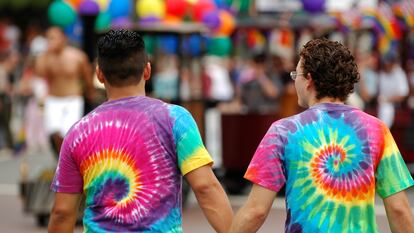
[
  {"x1": 106, "y1": 86, "x2": 146, "y2": 101},
  {"x1": 308, "y1": 97, "x2": 344, "y2": 107}
]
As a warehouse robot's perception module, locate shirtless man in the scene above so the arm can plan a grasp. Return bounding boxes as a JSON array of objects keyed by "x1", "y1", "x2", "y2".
[{"x1": 35, "y1": 26, "x2": 94, "y2": 156}]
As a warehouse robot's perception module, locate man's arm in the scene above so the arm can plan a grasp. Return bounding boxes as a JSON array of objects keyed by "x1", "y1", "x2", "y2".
[
  {"x1": 48, "y1": 192, "x2": 82, "y2": 233},
  {"x1": 383, "y1": 190, "x2": 414, "y2": 233},
  {"x1": 229, "y1": 184, "x2": 277, "y2": 233},
  {"x1": 185, "y1": 165, "x2": 233, "y2": 233}
]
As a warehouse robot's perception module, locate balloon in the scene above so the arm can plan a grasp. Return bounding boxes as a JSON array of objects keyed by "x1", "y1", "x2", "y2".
[
  {"x1": 136, "y1": 0, "x2": 166, "y2": 19},
  {"x1": 158, "y1": 35, "x2": 179, "y2": 55},
  {"x1": 143, "y1": 35, "x2": 155, "y2": 55},
  {"x1": 183, "y1": 35, "x2": 204, "y2": 56},
  {"x1": 65, "y1": 0, "x2": 82, "y2": 9},
  {"x1": 192, "y1": 0, "x2": 217, "y2": 22},
  {"x1": 96, "y1": 0, "x2": 109, "y2": 11},
  {"x1": 207, "y1": 37, "x2": 232, "y2": 57},
  {"x1": 166, "y1": 0, "x2": 187, "y2": 18},
  {"x1": 215, "y1": 10, "x2": 235, "y2": 36},
  {"x1": 140, "y1": 16, "x2": 161, "y2": 24},
  {"x1": 95, "y1": 12, "x2": 112, "y2": 31},
  {"x1": 163, "y1": 15, "x2": 182, "y2": 25},
  {"x1": 111, "y1": 17, "x2": 132, "y2": 29},
  {"x1": 202, "y1": 11, "x2": 221, "y2": 30},
  {"x1": 48, "y1": 1, "x2": 77, "y2": 27},
  {"x1": 79, "y1": 0, "x2": 100, "y2": 15},
  {"x1": 64, "y1": 18, "x2": 83, "y2": 44},
  {"x1": 108, "y1": 0, "x2": 131, "y2": 18},
  {"x1": 301, "y1": 0, "x2": 325, "y2": 13},
  {"x1": 214, "y1": 0, "x2": 226, "y2": 8}
]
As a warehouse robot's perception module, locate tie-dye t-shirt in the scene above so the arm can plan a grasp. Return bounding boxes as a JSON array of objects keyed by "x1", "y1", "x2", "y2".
[
  {"x1": 245, "y1": 103, "x2": 414, "y2": 233},
  {"x1": 51, "y1": 96, "x2": 213, "y2": 232}
]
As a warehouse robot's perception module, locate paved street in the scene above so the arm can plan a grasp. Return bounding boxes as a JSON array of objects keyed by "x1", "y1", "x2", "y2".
[{"x1": 0, "y1": 149, "x2": 412, "y2": 232}]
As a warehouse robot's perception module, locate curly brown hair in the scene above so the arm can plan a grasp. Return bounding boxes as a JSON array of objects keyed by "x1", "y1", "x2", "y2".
[{"x1": 299, "y1": 38, "x2": 360, "y2": 101}]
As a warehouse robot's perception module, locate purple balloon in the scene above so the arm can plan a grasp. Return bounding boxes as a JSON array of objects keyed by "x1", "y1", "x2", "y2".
[
  {"x1": 111, "y1": 17, "x2": 133, "y2": 29},
  {"x1": 202, "y1": 11, "x2": 221, "y2": 30},
  {"x1": 79, "y1": 0, "x2": 100, "y2": 15},
  {"x1": 301, "y1": 0, "x2": 325, "y2": 13},
  {"x1": 139, "y1": 16, "x2": 161, "y2": 25}
]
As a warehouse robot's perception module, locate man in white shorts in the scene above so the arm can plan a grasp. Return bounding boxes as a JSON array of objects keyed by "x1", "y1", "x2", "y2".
[{"x1": 35, "y1": 27, "x2": 94, "y2": 157}]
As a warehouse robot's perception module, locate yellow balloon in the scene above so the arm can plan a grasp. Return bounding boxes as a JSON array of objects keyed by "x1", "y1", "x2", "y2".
[
  {"x1": 96, "y1": 0, "x2": 109, "y2": 11},
  {"x1": 136, "y1": 0, "x2": 166, "y2": 18},
  {"x1": 185, "y1": 0, "x2": 197, "y2": 5}
]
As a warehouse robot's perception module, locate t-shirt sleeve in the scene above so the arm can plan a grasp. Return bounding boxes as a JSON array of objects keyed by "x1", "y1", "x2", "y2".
[
  {"x1": 375, "y1": 124, "x2": 414, "y2": 198},
  {"x1": 170, "y1": 105, "x2": 213, "y2": 175},
  {"x1": 244, "y1": 122, "x2": 286, "y2": 193},
  {"x1": 50, "y1": 133, "x2": 83, "y2": 193}
]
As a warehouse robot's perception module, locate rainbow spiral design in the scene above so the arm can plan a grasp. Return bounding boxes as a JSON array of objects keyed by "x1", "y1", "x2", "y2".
[
  {"x1": 284, "y1": 111, "x2": 377, "y2": 231},
  {"x1": 71, "y1": 109, "x2": 179, "y2": 231}
]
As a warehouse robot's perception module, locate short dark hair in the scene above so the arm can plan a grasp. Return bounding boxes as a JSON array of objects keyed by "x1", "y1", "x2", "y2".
[
  {"x1": 300, "y1": 38, "x2": 360, "y2": 101},
  {"x1": 97, "y1": 29, "x2": 147, "y2": 87}
]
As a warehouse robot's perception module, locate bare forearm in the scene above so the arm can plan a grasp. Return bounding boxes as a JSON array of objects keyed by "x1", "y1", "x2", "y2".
[
  {"x1": 48, "y1": 213, "x2": 77, "y2": 233},
  {"x1": 384, "y1": 191, "x2": 414, "y2": 233},
  {"x1": 386, "y1": 210, "x2": 414, "y2": 233},
  {"x1": 194, "y1": 183, "x2": 233, "y2": 233},
  {"x1": 229, "y1": 206, "x2": 267, "y2": 233}
]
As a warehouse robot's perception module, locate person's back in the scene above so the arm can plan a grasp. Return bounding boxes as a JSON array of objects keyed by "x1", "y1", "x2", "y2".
[
  {"x1": 245, "y1": 102, "x2": 413, "y2": 232},
  {"x1": 53, "y1": 95, "x2": 207, "y2": 231}
]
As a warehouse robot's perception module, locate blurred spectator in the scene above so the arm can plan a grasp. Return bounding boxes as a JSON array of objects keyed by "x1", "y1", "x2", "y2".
[
  {"x1": 152, "y1": 54, "x2": 179, "y2": 102},
  {"x1": 18, "y1": 56, "x2": 48, "y2": 151},
  {"x1": 356, "y1": 51, "x2": 380, "y2": 112},
  {"x1": 378, "y1": 55, "x2": 409, "y2": 127},
  {"x1": 407, "y1": 59, "x2": 414, "y2": 109},
  {"x1": 238, "y1": 53, "x2": 280, "y2": 114},
  {"x1": 23, "y1": 22, "x2": 47, "y2": 57},
  {"x1": 203, "y1": 56, "x2": 234, "y2": 104},
  {"x1": 35, "y1": 27, "x2": 95, "y2": 158},
  {"x1": 270, "y1": 55, "x2": 297, "y2": 117},
  {"x1": 0, "y1": 49, "x2": 19, "y2": 150}
]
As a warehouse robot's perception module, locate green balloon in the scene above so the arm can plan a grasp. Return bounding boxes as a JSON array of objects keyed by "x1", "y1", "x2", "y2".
[
  {"x1": 239, "y1": 0, "x2": 250, "y2": 13},
  {"x1": 47, "y1": 0, "x2": 77, "y2": 27},
  {"x1": 143, "y1": 35, "x2": 155, "y2": 55},
  {"x1": 95, "y1": 12, "x2": 112, "y2": 32},
  {"x1": 207, "y1": 37, "x2": 232, "y2": 57}
]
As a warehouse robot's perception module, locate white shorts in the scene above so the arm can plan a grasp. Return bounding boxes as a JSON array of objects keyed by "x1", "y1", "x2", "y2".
[{"x1": 44, "y1": 96, "x2": 84, "y2": 137}]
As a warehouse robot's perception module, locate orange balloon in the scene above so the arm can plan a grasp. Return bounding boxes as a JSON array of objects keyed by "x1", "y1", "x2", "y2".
[
  {"x1": 65, "y1": 0, "x2": 82, "y2": 9},
  {"x1": 215, "y1": 10, "x2": 235, "y2": 36},
  {"x1": 163, "y1": 15, "x2": 182, "y2": 25}
]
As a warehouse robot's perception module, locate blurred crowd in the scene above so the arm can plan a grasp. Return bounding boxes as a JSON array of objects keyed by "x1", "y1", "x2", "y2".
[{"x1": 1, "y1": 15, "x2": 414, "y2": 156}]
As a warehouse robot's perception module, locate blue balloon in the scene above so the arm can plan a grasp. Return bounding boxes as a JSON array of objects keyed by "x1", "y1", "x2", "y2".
[
  {"x1": 183, "y1": 35, "x2": 205, "y2": 56},
  {"x1": 108, "y1": 0, "x2": 131, "y2": 18},
  {"x1": 64, "y1": 18, "x2": 83, "y2": 45},
  {"x1": 214, "y1": 0, "x2": 227, "y2": 8},
  {"x1": 158, "y1": 35, "x2": 179, "y2": 55}
]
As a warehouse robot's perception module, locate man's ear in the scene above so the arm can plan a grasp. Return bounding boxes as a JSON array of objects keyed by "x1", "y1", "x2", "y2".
[
  {"x1": 143, "y1": 62, "x2": 151, "y2": 81},
  {"x1": 96, "y1": 66, "x2": 105, "y2": 84},
  {"x1": 305, "y1": 73, "x2": 313, "y2": 89}
]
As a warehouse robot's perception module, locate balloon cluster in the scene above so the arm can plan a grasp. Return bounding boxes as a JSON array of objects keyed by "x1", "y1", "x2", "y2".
[
  {"x1": 47, "y1": 0, "x2": 251, "y2": 56},
  {"x1": 48, "y1": 0, "x2": 131, "y2": 31},
  {"x1": 48, "y1": 0, "x2": 238, "y2": 33}
]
